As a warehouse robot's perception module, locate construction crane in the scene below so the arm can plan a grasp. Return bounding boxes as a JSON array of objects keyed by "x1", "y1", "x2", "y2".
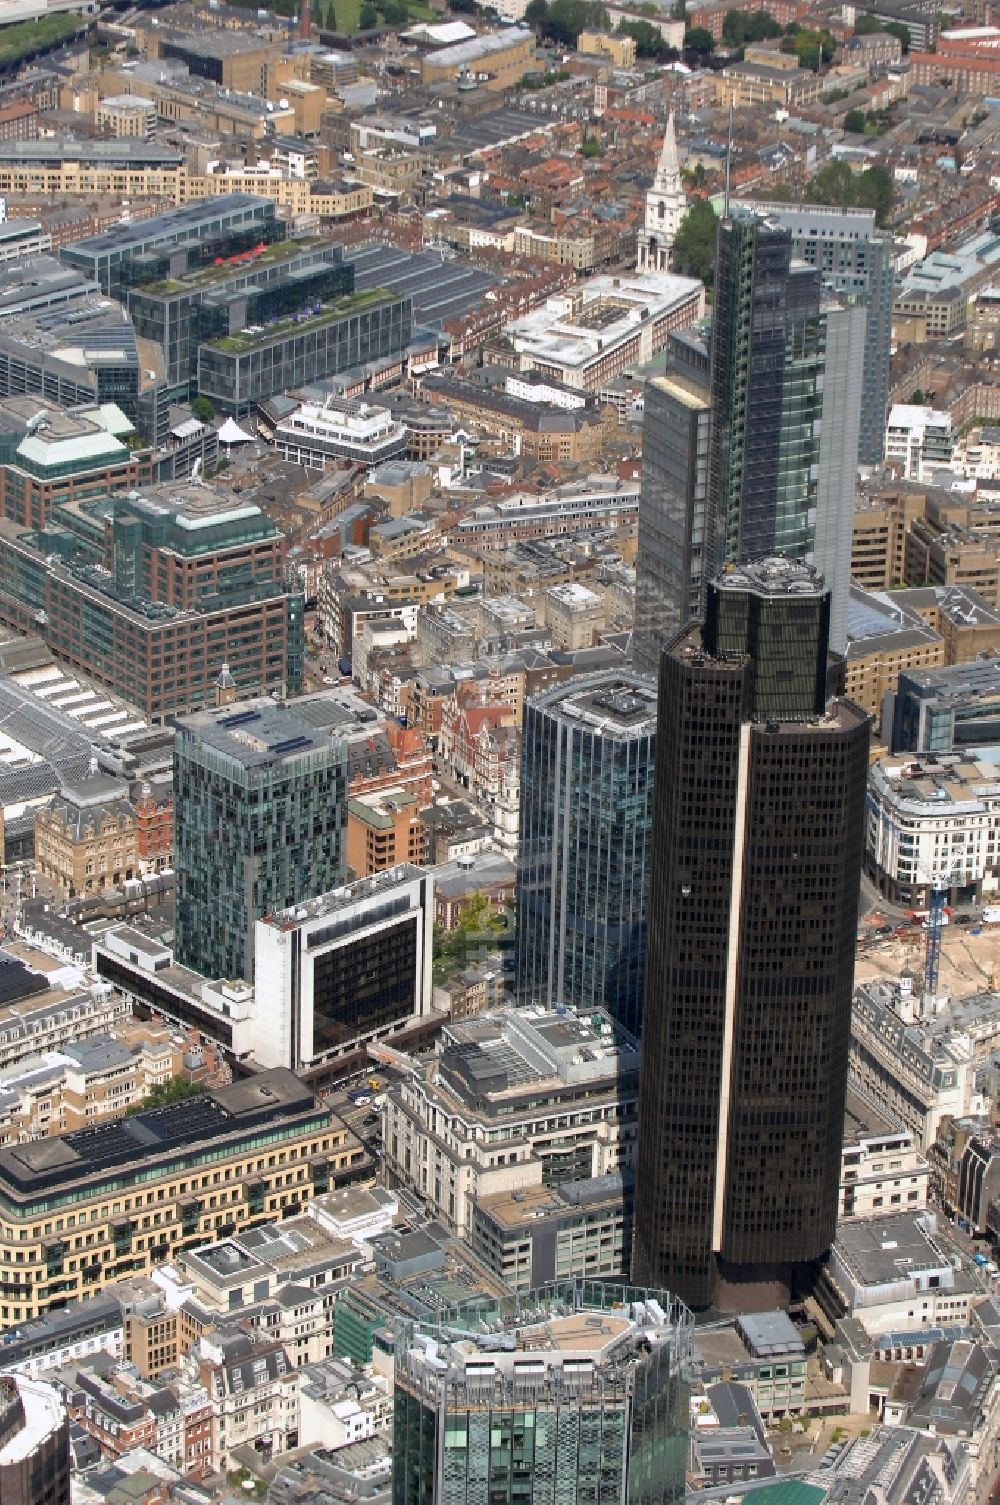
[{"x1": 920, "y1": 866, "x2": 957, "y2": 1006}]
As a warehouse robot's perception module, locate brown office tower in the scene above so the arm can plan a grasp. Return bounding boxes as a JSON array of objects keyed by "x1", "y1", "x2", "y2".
[
  {"x1": 0, "y1": 1375, "x2": 69, "y2": 1505},
  {"x1": 632, "y1": 558, "x2": 869, "y2": 1312}
]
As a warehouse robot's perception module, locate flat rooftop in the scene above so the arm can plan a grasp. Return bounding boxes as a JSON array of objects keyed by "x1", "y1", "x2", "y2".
[
  {"x1": 531, "y1": 672, "x2": 656, "y2": 735},
  {"x1": 61, "y1": 194, "x2": 274, "y2": 257},
  {"x1": 176, "y1": 699, "x2": 335, "y2": 771},
  {"x1": 0, "y1": 1069, "x2": 318, "y2": 1198}
]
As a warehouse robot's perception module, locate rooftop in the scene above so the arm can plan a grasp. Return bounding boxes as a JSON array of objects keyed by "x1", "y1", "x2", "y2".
[
  {"x1": 61, "y1": 194, "x2": 274, "y2": 258},
  {"x1": 529, "y1": 672, "x2": 656, "y2": 736},
  {"x1": 176, "y1": 699, "x2": 336, "y2": 772}
]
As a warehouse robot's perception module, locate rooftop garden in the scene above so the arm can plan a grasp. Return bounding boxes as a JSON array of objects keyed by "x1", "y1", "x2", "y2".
[
  {"x1": 140, "y1": 241, "x2": 308, "y2": 297},
  {"x1": 207, "y1": 287, "x2": 394, "y2": 353}
]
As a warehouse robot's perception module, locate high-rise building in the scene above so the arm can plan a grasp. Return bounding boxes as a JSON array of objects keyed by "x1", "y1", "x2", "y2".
[
  {"x1": 738, "y1": 203, "x2": 894, "y2": 467},
  {"x1": 174, "y1": 698, "x2": 347, "y2": 981},
  {"x1": 392, "y1": 1280, "x2": 692, "y2": 1505},
  {"x1": 0, "y1": 1375, "x2": 69, "y2": 1505},
  {"x1": 515, "y1": 673, "x2": 656, "y2": 1035},
  {"x1": 635, "y1": 208, "x2": 865, "y2": 671},
  {"x1": 633, "y1": 559, "x2": 869, "y2": 1311},
  {"x1": 634, "y1": 329, "x2": 711, "y2": 673},
  {"x1": 0, "y1": 482, "x2": 304, "y2": 719},
  {"x1": 253, "y1": 864, "x2": 434, "y2": 1071}
]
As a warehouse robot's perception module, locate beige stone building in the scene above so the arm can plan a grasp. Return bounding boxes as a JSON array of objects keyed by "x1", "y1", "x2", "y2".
[
  {"x1": 543, "y1": 581, "x2": 605, "y2": 650},
  {"x1": 0, "y1": 1027, "x2": 182, "y2": 1146}
]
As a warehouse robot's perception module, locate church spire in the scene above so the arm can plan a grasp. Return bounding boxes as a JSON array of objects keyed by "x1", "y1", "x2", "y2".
[{"x1": 637, "y1": 112, "x2": 686, "y2": 274}]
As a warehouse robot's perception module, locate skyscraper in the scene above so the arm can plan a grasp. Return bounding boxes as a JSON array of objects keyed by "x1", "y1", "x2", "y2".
[
  {"x1": 632, "y1": 559, "x2": 869, "y2": 1311},
  {"x1": 392, "y1": 1280, "x2": 692, "y2": 1505},
  {"x1": 634, "y1": 329, "x2": 712, "y2": 672},
  {"x1": 174, "y1": 697, "x2": 346, "y2": 981},
  {"x1": 738, "y1": 202, "x2": 893, "y2": 467},
  {"x1": 515, "y1": 673, "x2": 656, "y2": 1036},
  {"x1": 635, "y1": 207, "x2": 865, "y2": 673}
]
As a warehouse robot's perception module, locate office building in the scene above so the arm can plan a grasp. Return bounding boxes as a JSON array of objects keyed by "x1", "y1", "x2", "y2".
[
  {"x1": 0, "y1": 396, "x2": 151, "y2": 529},
  {"x1": 0, "y1": 1069, "x2": 364, "y2": 1324},
  {"x1": 60, "y1": 193, "x2": 280, "y2": 298},
  {"x1": 636, "y1": 209, "x2": 866, "y2": 669},
  {"x1": 0, "y1": 1374, "x2": 69, "y2": 1505},
  {"x1": 469, "y1": 1171, "x2": 633, "y2": 1292},
  {"x1": 516, "y1": 673, "x2": 656, "y2": 1036},
  {"x1": 127, "y1": 238, "x2": 353, "y2": 392},
  {"x1": 889, "y1": 656, "x2": 1000, "y2": 753},
  {"x1": 197, "y1": 289, "x2": 412, "y2": 415},
  {"x1": 252, "y1": 865, "x2": 434, "y2": 1071},
  {"x1": 0, "y1": 295, "x2": 166, "y2": 445},
  {"x1": 866, "y1": 750, "x2": 1000, "y2": 908},
  {"x1": 504, "y1": 270, "x2": 704, "y2": 391},
  {"x1": 274, "y1": 397, "x2": 409, "y2": 470},
  {"x1": 738, "y1": 203, "x2": 894, "y2": 466},
  {"x1": 633, "y1": 559, "x2": 870, "y2": 1310},
  {"x1": 634, "y1": 329, "x2": 712, "y2": 672},
  {"x1": 174, "y1": 698, "x2": 347, "y2": 982},
  {"x1": 392, "y1": 1280, "x2": 692, "y2": 1505},
  {"x1": 0, "y1": 483, "x2": 303, "y2": 719},
  {"x1": 383, "y1": 1005, "x2": 639, "y2": 1236}
]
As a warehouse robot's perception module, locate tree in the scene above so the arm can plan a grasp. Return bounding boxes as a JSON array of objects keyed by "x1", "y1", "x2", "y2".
[
  {"x1": 127, "y1": 1076, "x2": 204, "y2": 1115},
  {"x1": 580, "y1": 133, "x2": 602, "y2": 156},
  {"x1": 781, "y1": 25, "x2": 834, "y2": 68},
  {"x1": 358, "y1": 0, "x2": 378, "y2": 24},
  {"x1": 191, "y1": 396, "x2": 215, "y2": 423},
  {"x1": 523, "y1": 0, "x2": 608, "y2": 45},
  {"x1": 684, "y1": 23, "x2": 714, "y2": 52},
  {"x1": 855, "y1": 11, "x2": 909, "y2": 50},
  {"x1": 616, "y1": 17, "x2": 673, "y2": 56},
  {"x1": 804, "y1": 158, "x2": 894, "y2": 226},
  {"x1": 722, "y1": 8, "x2": 781, "y2": 47},
  {"x1": 910, "y1": 389, "x2": 925, "y2": 404},
  {"x1": 843, "y1": 107, "x2": 867, "y2": 132},
  {"x1": 671, "y1": 197, "x2": 719, "y2": 285}
]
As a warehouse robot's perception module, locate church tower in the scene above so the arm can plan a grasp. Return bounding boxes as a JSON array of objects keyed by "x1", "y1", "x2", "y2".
[{"x1": 637, "y1": 113, "x2": 686, "y2": 273}]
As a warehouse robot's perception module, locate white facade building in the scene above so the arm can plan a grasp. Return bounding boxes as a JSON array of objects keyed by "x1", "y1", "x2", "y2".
[
  {"x1": 636, "y1": 113, "x2": 686, "y2": 273},
  {"x1": 865, "y1": 751, "x2": 1000, "y2": 908},
  {"x1": 382, "y1": 1005, "x2": 639, "y2": 1236},
  {"x1": 274, "y1": 398, "x2": 408, "y2": 470},
  {"x1": 886, "y1": 404, "x2": 956, "y2": 480},
  {"x1": 252, "y1": 865, "x2": 434, "y2": 1071}
]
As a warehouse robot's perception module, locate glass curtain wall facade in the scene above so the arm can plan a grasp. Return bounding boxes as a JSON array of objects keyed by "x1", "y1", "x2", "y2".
[
  {"x1": 392, "y1": 1281, "x2": 692, "y2": 1505},
  {"x1": 635, "y1": 210, "x2": 864, "y2": 671},
  {"x1": 196, "y1": 295, "x2": 412, "y2": 414},
  {"x1": 634, "y1": 333, "x2": 711, "y2": 676},
  {"x1": 739, "y1": 203, "x2": 893, "y2": 465},
  {"x1": 633, "y1": 560, "x2": 870, "y2": 1310},
  {"x1": 515, "y1": 675, "x2": 656, "y2": 1037},
  {"x1": 174, "y1": 713, "x2": 347, "y2": 982}
]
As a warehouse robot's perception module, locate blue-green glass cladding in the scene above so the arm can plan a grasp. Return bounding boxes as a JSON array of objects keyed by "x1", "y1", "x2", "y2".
[
  {"x1": 392, "y1": 1281, "x2": 691, "y2": 1505},
  {"x1": 515, "y1": 674, "x2": 655, "y2": 1037}
]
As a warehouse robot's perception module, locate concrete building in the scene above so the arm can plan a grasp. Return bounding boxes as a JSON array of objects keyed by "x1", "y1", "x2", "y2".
[
  {"x1": 0, "y1": 398, "x2": 152, "y2": 532},
  {"x1": 34, "y1": 766, "x2": 172, "y2": 896},
  {"x1": 0, "y1": 1069, "x2": 364, "y2": 1324},
  {"x1": 841, "y1": 1085, "x2": 931, "y2": 1221},
  {"x1": 347, "y1": 789, "x2": 423, "y2": 877},
  {"x1": 274, "y1": 398, "x2": 408, "y2": 471},
  {"x1": 821, "y1": 1211, "x2": 978, "y2": 1336},
  {"x1": 252, "y1": 865, "x2": 434, "y2": 1072},
  {"x1": 469, "y1": 1171, "x2": 633, "y2": 1291},
  {"x1": 865, "y1": 749, "x2": 1000, "y2": 908},
  {"x1": 504, "y1": 271, "x2": 704, "y2": 391},
  {"x1": 382, "y1": 1005, "x2": 639, "y2": 1236},
  {"x1": 174, "y1": 698, "x2": 347, "y2": 983},
  {"x1": 886, "y1": 405, "x2": 956, "y2": 480},
  {"x1": 0, "y1": 1374, "x2": 69, "y2": 1505},
  {"x1": 850, "y1": 976, "x2": 983, "y2": 1149},
  {"x1": 888, "y1": 656, "x2": 1000, "y2": 754},
  {"x1": 542, "y1": 581, "x2": 604, "y2": 650}
]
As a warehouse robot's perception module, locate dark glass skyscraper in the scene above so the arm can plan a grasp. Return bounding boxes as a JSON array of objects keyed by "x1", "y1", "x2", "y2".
[
  {"x1": 516, "y1": 674, "x2": 656, "y2": 1036},
  {"x1": 635, "y1": 208, "x2": 865, "y2": 673},
  {"x1": 632, "y1": 559, "x2": 869, "y2": 1311}
]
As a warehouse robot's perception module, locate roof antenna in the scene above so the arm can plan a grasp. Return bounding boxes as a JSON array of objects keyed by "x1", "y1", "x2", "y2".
[{"x1": 725, "y1": 104, "x2": 733, "y2": 217}]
